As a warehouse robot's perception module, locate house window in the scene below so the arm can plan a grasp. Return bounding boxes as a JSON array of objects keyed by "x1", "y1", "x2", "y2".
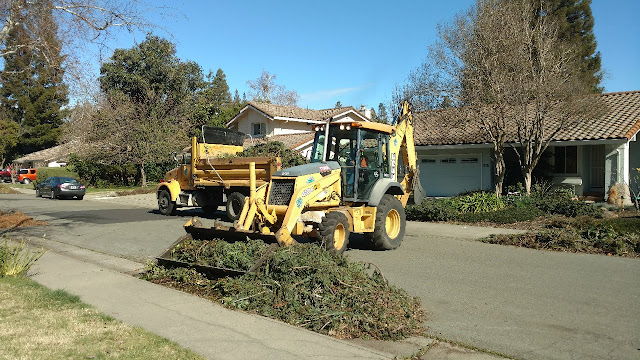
[
  {"x1": 421, "y1": 159, "x2": 436, "y2": 164},
  {"x1": 461, "y1": 157, "x2": 479, "y2": 164},
  {"x1": 252, "y1": 123, "x2": 266, "y2": 136},
  {"x1": 554, "y1": 146, "x2": 577, "y2": 174},
  {"x1": 441, "y1": 158, "x2": 457, "y2": 164}
]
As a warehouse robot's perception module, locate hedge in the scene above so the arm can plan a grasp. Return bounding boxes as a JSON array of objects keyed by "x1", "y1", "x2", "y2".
[{"x1": 34, "y1": 167, "x2": 79, "y2": 189}]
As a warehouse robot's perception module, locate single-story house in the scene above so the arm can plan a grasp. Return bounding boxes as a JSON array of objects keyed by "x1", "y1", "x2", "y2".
[
  {"x1": 12, "y1": 142, "x2": 88, "y2": 168},
  {"x1": 413, "y1": 90, "x2": 640, "y2": 199},
  {"x1": 228, "y1": 102, "x2": 371, "y2": 157}
]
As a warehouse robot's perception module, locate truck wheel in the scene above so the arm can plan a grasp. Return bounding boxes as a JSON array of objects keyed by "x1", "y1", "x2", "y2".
[
  {"x1": 370, "y1": 194, "x2": 406, "y2": 250},
  {"x1": 22, "y1": 178, "x2": 31, "y2": 184},
  {"x1": 318, "y1": 211, "x2": 350, "y2": 254},
  {"x1": 158, "y1": 190, "x2": 175, "y2": 215},
  {"x1": 226, "y1": 192, "x2": 246, "y2": 222},
  {"x1": 50, "y1": 189, "x2": 56, "y2": 199},
  {"x1": 36, "y1": 188, "x2": 41, "y2": 197}
]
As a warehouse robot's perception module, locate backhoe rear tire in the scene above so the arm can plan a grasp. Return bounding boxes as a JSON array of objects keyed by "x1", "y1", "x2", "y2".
[
  {"x1": 318, "y1": 211, "x2": 350, "y2": 254},
  {"x1": 158, "y1": 190, "x2": 176, "y2": 216},
  {"x1": 370, "y1": 194, "x2": 406, "y2": 250},
  {"x1": 226, "y1": 192, "x2": 246, "y2": 222}
]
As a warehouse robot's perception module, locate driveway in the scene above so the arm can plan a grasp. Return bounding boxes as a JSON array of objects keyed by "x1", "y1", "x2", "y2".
[{"x1": 1, "y1": 192, "x2": 638, "y2": 359}]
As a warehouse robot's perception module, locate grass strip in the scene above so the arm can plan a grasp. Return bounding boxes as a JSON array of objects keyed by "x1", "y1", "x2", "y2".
[{"x1": 0, "y1": 276, "x2": 204, "y2": 360}]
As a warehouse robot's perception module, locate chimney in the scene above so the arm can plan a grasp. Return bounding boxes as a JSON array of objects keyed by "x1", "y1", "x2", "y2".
[{"x1": 360, "y1": 105, "x2": 372, "y2": 120}]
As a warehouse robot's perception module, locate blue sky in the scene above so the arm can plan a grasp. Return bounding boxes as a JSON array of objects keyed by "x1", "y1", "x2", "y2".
[{"x1": 99, "y1": 0, "x2": 639, "y2": 110}]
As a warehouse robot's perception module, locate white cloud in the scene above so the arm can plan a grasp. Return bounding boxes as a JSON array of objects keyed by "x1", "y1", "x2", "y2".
[{"x1": 300, "y1": 83, "x2": 373, "y2": 102}]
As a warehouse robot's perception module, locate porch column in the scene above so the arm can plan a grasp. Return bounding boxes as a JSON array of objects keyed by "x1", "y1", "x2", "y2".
[{"x1": 604, "y1": 142, "x2": 630, "y2": 201}]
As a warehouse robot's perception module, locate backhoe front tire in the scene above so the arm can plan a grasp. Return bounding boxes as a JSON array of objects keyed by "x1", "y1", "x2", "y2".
[
  {"x1": 226, "y1": 192, "x2": 246, "y2": 222},
  {"x1": 370, "y1": 194, "x2": 406, "y2": 250},
  {"x1": 318, "y1": 211, "x2": 350, "y2": 254},
  {"x1": 158, "y1": 190, "x2": 176, "y2": 216}
]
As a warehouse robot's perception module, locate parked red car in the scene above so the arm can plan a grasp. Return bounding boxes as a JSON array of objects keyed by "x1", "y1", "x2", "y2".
[
  {"x1": 0, "y1": 168, "x2": 11, "y2": 182},
  {"x1": 17, "y1": 168, "x2": 37, "y2": 184}
]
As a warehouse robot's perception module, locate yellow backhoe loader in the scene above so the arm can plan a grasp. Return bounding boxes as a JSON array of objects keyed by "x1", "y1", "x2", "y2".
[{"x1": 184, "y1": 102, "x2": 425, "y2": 253}]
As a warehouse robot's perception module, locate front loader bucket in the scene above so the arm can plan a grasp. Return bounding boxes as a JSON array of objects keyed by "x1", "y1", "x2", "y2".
[
  {"x1": 183, "y1": 217, "x2": 277, "y2": 242},
  {"x1": 156, "y1": 222, "x2": 279, "y2": 279}
]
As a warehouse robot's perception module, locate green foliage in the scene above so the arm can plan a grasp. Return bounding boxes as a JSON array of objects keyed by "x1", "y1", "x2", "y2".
[
  {"x1": 531, "y1": 189, "x2": 602, "y2": 218},
  {"x1": 34, "y1": 167, "x2": 79, "y2": 188},
  {"x1": 144, "y1": 238, "x2": 425, "y2": 340},
  {"x1": 192, "y1": 68, "x2": 239, "y2": 129},
  {"x1": 451, "y1": 192, "x2": 505, "y2": 213},
  {"x1": 484, "y1": 225, "x2": 640, "y2": 257},
  {"x1": 456, "y1": 206, "x2": 544, "y2": 224},
  {"x1": 171, "y1": 238, "x2": 269, "y2": 271},
  {"x1": 239, "y1": 141, "x2": 307, "y2": 169},
  {"x1": 535, "y1": 0, "x2": 602, "y2": 92},
  {"x1": 99, "y1": 34, "x2": 203, "y2": 103},
  {"x1": 0, "y1": 238, "x2": 46, "y2": 277},
  {"x1": 0, "y1": 2, "x2": 68, "y2": 156},
  {"x1": 406, "y1": 199, "x2": 457, "y2": 222},
  {"x1": 407, "y1": 185, "x2": 599, "y2": 224},
  {"x1": 67, "y1": 154, "x2": 172, "y2": 187},
  {"x1": 0, "y1": 118, "x2": 19, "y2": 165}
]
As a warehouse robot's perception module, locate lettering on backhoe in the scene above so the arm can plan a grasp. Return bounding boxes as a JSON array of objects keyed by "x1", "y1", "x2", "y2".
[{"x1": 391, "y1": 153, "x2": 397, "y2": 181}]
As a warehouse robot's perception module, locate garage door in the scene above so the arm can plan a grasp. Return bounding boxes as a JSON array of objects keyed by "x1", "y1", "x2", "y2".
[{"x1": 419, "y1": 155, "x2": 482, "y2": 197}]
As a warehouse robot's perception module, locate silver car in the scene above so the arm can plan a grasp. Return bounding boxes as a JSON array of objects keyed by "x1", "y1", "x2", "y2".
[{"x1": 36, "y1": 177, "x2": 86, "y2": 200}]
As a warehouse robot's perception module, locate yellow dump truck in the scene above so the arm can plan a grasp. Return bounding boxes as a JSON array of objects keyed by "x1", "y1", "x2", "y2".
[{"x1": 156, "y1": 127, "x2": 281, "y2": 220}]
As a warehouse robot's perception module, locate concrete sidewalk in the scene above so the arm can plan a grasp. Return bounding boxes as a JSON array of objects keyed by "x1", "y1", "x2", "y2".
[{"x1": 24, "y1": 238, "x2": 504, "y2": 360}]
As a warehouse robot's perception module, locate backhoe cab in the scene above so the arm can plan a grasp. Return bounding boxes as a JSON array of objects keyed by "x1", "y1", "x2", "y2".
[{"x1": 185, "y1": 101, "x2": 424, "y2": 253}]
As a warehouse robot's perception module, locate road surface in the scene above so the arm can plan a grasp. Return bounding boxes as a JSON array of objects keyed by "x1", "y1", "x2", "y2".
[{"x1": 1, "y1": 193, "x2": 638, "y2": 359}]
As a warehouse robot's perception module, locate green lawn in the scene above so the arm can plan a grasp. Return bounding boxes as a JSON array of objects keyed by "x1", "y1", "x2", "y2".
[{"x1": 0, "y1": 276, "x2": 204, "y2": 360}]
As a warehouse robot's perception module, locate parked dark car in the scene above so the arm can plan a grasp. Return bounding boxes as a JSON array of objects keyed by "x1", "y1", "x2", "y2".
[{"x1": 36, "y1": 177, "x2": 86, "y2": 200}]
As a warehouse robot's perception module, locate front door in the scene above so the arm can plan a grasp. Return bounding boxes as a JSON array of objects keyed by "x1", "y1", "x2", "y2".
[{"x1": 590, "y1": 145, "x2": 605, "y2": 190}]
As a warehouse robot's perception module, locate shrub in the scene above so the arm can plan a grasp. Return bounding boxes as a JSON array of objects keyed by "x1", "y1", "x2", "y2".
[
  {"x1": 451, "y1": 192, "x2": 505, "y2": 213},
  {"x1": 0, "y1": 238, "x2": 47, "y2": 277},
  {"x1": 483, "y1": 227, "x2": 640, "y2": 257},
  {"x1": 406, "y1": 199, "x2": 457, "y2": 221},
  {"x1": 532, "y1": 196, "x2": 602, "y2": 218},
  {"x1": 34, "y1": 167, "x2": 79, "y2": 189},
  {"x1": 456, "y1": 206, "x2": 544, "y2": 224}
]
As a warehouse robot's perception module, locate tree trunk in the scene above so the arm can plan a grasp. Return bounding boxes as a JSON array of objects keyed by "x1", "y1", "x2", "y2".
[
  {"x1": 494, "y1": 148, "x2": 506, "y2": 197},
  {"x1": 523, "y1": 168, "x2": 533, "y2": 196},
  {"x1": 140, "y1": 162, "x2": 147, "y2": 188}
]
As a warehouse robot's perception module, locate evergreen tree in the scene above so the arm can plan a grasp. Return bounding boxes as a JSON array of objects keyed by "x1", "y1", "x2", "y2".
[
  {"x1": 533, "y1": 0, "x2": 602, "y2": 92},
  {"x1": 377, "y1": 103, "x2": 389, "y2": 123},
  {"x1": 335, "y1": 101, "x2": 343, "y2": 108},
  {"x1": 211, "y1": 68, "x2": 232, "y2": 107},
  {"x1": 0, "y1": 2, "x2": 68, "y2": 156},
  {"x1": 233, "y1": 89, "x2": 241, "y2": 104}
]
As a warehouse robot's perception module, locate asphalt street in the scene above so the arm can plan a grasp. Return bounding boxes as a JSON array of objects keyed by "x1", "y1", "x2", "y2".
[{"x1": 1, "y1": 193, "x2": 638, "y2": 359}]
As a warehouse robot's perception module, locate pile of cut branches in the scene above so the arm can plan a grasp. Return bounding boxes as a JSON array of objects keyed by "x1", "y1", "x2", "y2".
[{"x1": 145, "y1": 237, "x2": 425, "y2": 340}]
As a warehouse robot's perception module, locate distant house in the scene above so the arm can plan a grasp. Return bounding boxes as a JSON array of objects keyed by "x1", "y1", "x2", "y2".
[
  {"x1": 227, "y1": 102, "x2": 371, "y2": 157},
  {"x1": 413, "y1": 90, "x2": 640, "y2": 200},
  {"x1": 12, "y1": 142, "x2": 87, "y2": 168}
]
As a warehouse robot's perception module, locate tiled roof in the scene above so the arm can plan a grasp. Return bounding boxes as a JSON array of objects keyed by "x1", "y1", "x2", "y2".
[
  {"x1": 13, "y1": 142, "x2": 90, "y2": 163},
  {"x1": 243, "y1": 132, "x2": 316, "y2": 150},
  {"x1": 414, "y1": 91, "x2": 640, "y2": 146},
  {"x1": 247, "y1": 102, "x2": 361, "y2": 121}
]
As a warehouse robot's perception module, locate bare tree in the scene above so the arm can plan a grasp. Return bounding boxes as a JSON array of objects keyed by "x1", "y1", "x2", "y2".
[
  {"x1": 247, "y1": 70, "x2": 299, "y2": 106},
  {"x1": 506, "y1": 0, "x2": 604, "y2": 194},
  {"x1": 404, "y1": 0, "x2": 603, "y2": 195},
  {"x1": 79, "y1": 92, "x2": 191, "y2": 187},
  {"x1": 1, "y1": 0, "x2": 167, "y2": 100}
]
